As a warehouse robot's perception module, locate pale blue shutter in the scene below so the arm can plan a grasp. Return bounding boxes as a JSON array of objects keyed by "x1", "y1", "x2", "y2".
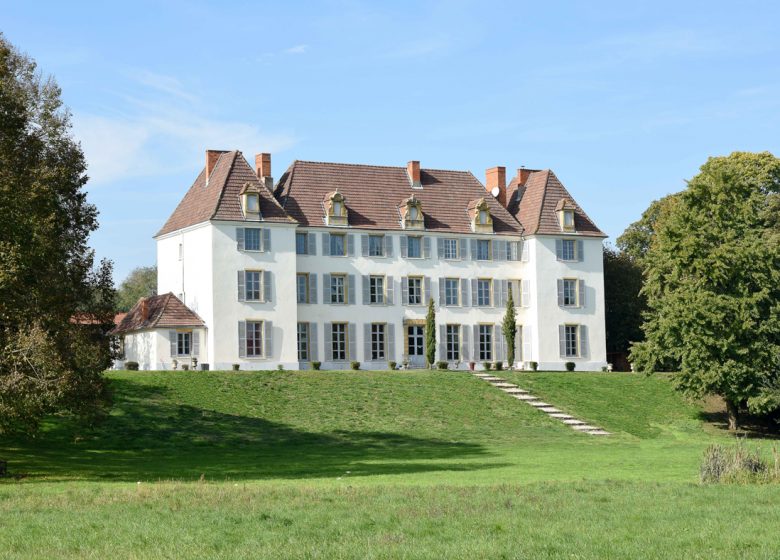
[
  {"x1": 348, "y1": 323, "x2": 357, "y2": 361},
  {"x1": 470, "y1": 239, "x2": 477, "y2": 261},
  {"x1": 262, "y1": 228, "x2": 271, "y2": 252},
  {"x1": 423, "y1": 237, "x2": 431, "y2": 259},
  {"x1": 559, "y1": 325, "x2": 566, "y2": 358},
  {"x1": 471, "y1": 279, "x2": 478, "y2": 307},
  {"x1": 264, "y1": 321, "x2": 273, "y2": 358},
  {"x1": 322, "y1": 273, "x2": 331, "y2": 303},
  {"x1": 515, "y1": 325, "x2": 522, "y2": 365},
  {"x1": 400, "y1": 236, "x2": 408, "y2": 258},
  {"x1": 557, "y1": 279, "x2": 564, "y2": 306},
  {"x1": 423, "y1": 277, "x2": 431, "y2": 304},
  {"x1": 263, "y1": 271, "x2": 272, "y2": 302},
  {"x1": 347, "y1": 235, "x2": 355, "y2": 257},
  {"x1": 438, "y1": 277, "x2": 446, "y2": 306},
  {"x1": 437, "y1": 238, "x2": 444, "y2": 258},
  {"x1": 308, "y1": 233, "x2": 317, "y2": 255},
  {"x1": 387, "y1": 323, "x2": 395, "y2": 361},
  {"x1": 401, "y1": 277, "x2": 409, "y2": 305},
  {"x1": 522, "y1": 280, "x2": 531, "y2": 308},
  {"x1": 364, "y1": 323, "x2": 372, "y2": 361},
  {"x1": 577, "y1": 240, "x2": 584, "y2": 262},
  {"x1": 324, "y1": 323, "x2": 333, "y2": 361},
  {"x1": 521, "y1": 240, "x2": 530, "y2": 262},
  {"x1": 309, "y1": 273, "x2": 317, "y2": 304},
  {"x1": 495, "y1": 240, "x2": 506, "y2": 261},
  {"x1": 348, "y1": 275, "x2": 356, "y2": 305},
  {"x1": 555, "y1": 239, "x2": 563, "y2": 260},
  {"x1": 580, "y1": 325, "x2": 589, "y2": 358},
  {"x1": 236, "y1": 228, "x2": 245, "y2": 251},
  {"x1": 384, "y1": 235, "x2": 393, "y2": 257},
  {"x1": 439, "y1": 325, "x2": 446, "y2": 361},
  {"x1": 458, "y1": 239, "x2": 466, "y2": 260},
  {"x1": 169, "y1": 330, "x2": 177, "y2": 357},
  {"x1": 495, "y1": 325, "x2": 504, "y2": 362},
  {"x1": 460, "y1": 278, "x2": 468, "y2": 307},
  {"x1": 322, "y1": 233, "x2": 330, "y2": 256},
  {"x1": 362, "y1": 275, "x2": 370, "y2": 304},
  {"x1": 361, "y1": 235, "x2": 369, "y2": 257},
  {"x1": 502, "y1": 280, "x2": 508, "y2": 307},
  {"x1": 192, "y1": 331, "x2": 200, "y2": 358},
  {"x1": 309, "y1": 323, "x2": 319, "y2": 361},
  {"x1": 578, "y1": 280, "x2": 586, "y2": 308},
  {"x1": 472, "y1": 325, "x2": 479, "y2": 360},
  {"x1": 386, "y1": 276, "x2": 394, "y2": 305},
  {"x1": 460, "y1": 325, "x2": 470, "y2": 361},
  {"x1": 237, "y1": 271, "x2": 246, "y2": 301},
  {"x1": 493, "y1": 279, "x2": 501, "y2": 307},
  {"x1": 238, "y1": 321, "x2": 247, "y2": 358}
]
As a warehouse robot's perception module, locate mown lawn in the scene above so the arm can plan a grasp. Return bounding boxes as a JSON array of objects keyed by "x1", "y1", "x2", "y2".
[{"x1": 2, "y1": 370, "x2": 779, "y2": 559}]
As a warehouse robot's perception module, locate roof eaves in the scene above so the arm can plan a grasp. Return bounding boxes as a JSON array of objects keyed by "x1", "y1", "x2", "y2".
[{"x1": 208, "y1": 151, "x2": 239, "y2": 222}]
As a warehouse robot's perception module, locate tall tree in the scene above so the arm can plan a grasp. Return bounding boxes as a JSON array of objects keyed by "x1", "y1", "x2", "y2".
[
  {"x1": 117, "y1": 266, "x2": 157, "y2": 311},
  {"x1": 425, "y1": 298, "x2": 436, "y2": 368},
  {"x1": 617, "y1": 194, "x2": 679, "y2": 263},
  {"x1": 0, "y1": 34, "x2": 114, "y2": 436},
  {"x1": 603, "y1": 246, "x2": 646, "y2": 358},
  {"x1": 631, "y1": 152, "x2": 780, "y2": 431},
  {"x1": 502, "y1": 286, "x2": 517, "y2": 368}
]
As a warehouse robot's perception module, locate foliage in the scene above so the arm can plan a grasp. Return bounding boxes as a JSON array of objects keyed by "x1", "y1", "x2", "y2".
[
  {"x1": 425, "y1": 298, "x2": 436, "y2": 367},
  {"x1": 125, "y1": 361, "x2": 139, "y2": 371},
  {"x1": 0, "y1": 34, "x2": 114, "y2": 435},
  {"x1": 630, "y1": 152, "x2": 780, "y2": 430},
  {"x1": 116, "y1": 266, "x2": 157, "y2": 312},
  {"x1": 700, "y1": 442, "x2": 779, "y2": 484},
  {"x1": 616, "y1": 194, "x2": 680, "y2": 264},
  {"x1": 387, "y1": 361, "x2": 396, "y2": 370},
  {"x1": 482, "y1": 362, "x2": 491, "y2": 371},
  {"x1": 565, "y1": 362, "x2": 576, "y2": 371},
  {"x1": 350, "y1": 361, "x2": 360, "y2": 370},
  {"x1": 494, "y1": 362, "x2": 503, "y2": 371},
  {"x1": 528, "y1": 361, "x2": 538, "y2": 371},
  {"x1": 311, "y1": 361, "x2": 321, "y2": 371},
  {"x1": 436, "y1": 361, "x2": 448, "y2": 370},
  {"x1": 603, "y1": 245, "x2": 646, "y2": 355},
  {"x1": 502, "y1": 285, "x2": 517, "y2": 367}
]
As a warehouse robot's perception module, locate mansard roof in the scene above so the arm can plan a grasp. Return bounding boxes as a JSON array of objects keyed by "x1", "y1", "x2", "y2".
[
  {"x1": 275, "y1": 160, "x2": 524, "y2": 236},
  {"x1": 157, "y1": 151, "x2": 295, "y2": 237},
  {"x1": 110, "y1": 293, "x2": 205, "y2": 335}
]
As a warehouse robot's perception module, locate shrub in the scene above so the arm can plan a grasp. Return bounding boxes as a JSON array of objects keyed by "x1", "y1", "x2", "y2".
[
  {"x1": 350, "y1": 361, "x2": 360, "y2": 370},
  {"x1": 700, "y1": 442, "x2": 779, "y2": 484},
  {"x1": 494, "y1": 362, "x2": 503, "y2": 371},
  {"x1": 277, "y1": 364, "x2": 284, "y2": 371},
  {"x1": 388, "y1": 361, "x2": 397, "y2": 370},
  {"x1": 528, "y1": 361, "x2": 538, "y2": 371},
  {"x1": 311, "y1": 361, "x2": 321, "y2": 370},
  {"x1": 565, "y1": 362, "x2": 576, "y2": 371},
  {"x1": 483, "y1": 362, "x2": 492, "y2": 371},
  {"x1": 182, "y1": 364, "x2": 189, "y2": 371},
  {"x1": 125, "y1": 361, "x2": 139, "y2": 371},
  {"x1": 232, "y1": 364, "x2": 240, "y2": 371},
  {"x1": 601, "y1": 366, "x2": 608, "y2": 372},
  {"x1": 436, "y1": 361, "x2": 448, "y2": 370}
]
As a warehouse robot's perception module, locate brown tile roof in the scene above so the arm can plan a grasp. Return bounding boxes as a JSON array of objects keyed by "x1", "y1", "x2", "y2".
[
  {"x1": 275, "y1": 161, "x2": 524, "y2": 236},
  {"x1": 110, "y1": 293, "x2": 205, "y2": 334},
  {"x1": 156, "y1": 151, "x2": 295, "y2": 237},
  {"x1": 513, "y1": 170, "x2": 606, "y2": 238}
]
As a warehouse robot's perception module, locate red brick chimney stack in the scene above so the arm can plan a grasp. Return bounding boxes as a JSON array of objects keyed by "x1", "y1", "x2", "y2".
[
  {"x1": 407, "y1": 160, "x2": 421, "y2": 188},
  {"x1": 256, "y1": 153, "x2": 273, "y2": 189},
  {"x1": 486, "y1": 166, "x2": 507, "y2": 207},
  {"x1": 205, "y1": 150, "x2": 224, "y2": 182},
  {"x1": 516, "y1": 166, "x2": 532, "y2": 186},
  {"x1": 140, "y1": 299, "x2": 148, "y2": 321}
]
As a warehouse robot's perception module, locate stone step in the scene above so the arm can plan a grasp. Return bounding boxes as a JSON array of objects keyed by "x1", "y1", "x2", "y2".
[
  {"x1": 539, "y1": 407, "x2": 561, "y2": 413},
  {"x1": 586, "y1": 430, "x2": 611, "y2": 436},
  {"x1": 562, "y1": 419, "x2": 585, "y2": 425},
  {"x1": 528, "y1": 401, "x2": 551, "y2": 407},
  {"x1": 514, "y1": 394, "x2": 538, "y2": 401},
  {"x1": 491, "y1": 382, "x2": 517, "y2": 388},
  {"x1": 481, "y1": 376, "x2": 504, "y2": 381},
  {"x1": 502, "y1": 388, "x2": 528, "y2": 394},
  {"x1": 549, "y1": 413, "x2": 574, "y2": 419},
  {"x1": 572, "y1": 424, "x2": 599, "y2": 431}
]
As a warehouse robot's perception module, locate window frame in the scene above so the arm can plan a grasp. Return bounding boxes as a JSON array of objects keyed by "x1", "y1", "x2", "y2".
[
  {"x1": 564, "y1": 324, "x2": 579, "y2": 358},
  {"x1": 368, "y1": 234, "x2": 385, "y2": 257},
  {"x1": 476, "y1": 278, "x2": 492, "y2": 307},
  {"x1": 330, "y1": 233, "x2": 347, "y2": 257},
  {"x1": 296, "y1": 273, "x2": 309, "y2": 304},
  {"x1": 446, "y1": 324, "x2": 460, "y2": 361},
  {"x1": 297, "y1": 322, "x2": 309, "y2": 361},
  {"x1": 562, "y1": 278, "x2": 578, "y2": 307},
  {"x1": 406, "y1": 236, "x2": 422, "y2": 259},
  {"x1": 331, "y1": 322, "x2": 348, "y2": 361},
  {"x1": 245, "y1": 270, "x2": 263, "y2": 302},
  {"x1": 444, "y1": 278, "x2": 459, "y2": 306},
  {"x1": 176, "y1": 330, "x2": 192, "y2": 356},
  {"x1": 478, "y1": 324, "x2": 493, "y2": 361},
  {"x1": 246, "y1": 320, "x2": 264, "y2": 357},
  {"x1": 330, "y1": 274, "x2": 347, "y2": 304},
  {"x1": 371, "y1": 323, "x2": 386, "y2": 361},
  {"x1": 560, "y1": 239, "x2": 576, "y2": 262},
  {"x1": 476, "y1": 239, "x2": 491, "y2": 261},
  {"x1": 442, "y1": 238, "x2": 458, "y2": 260},
  {"x1": 406, "y1": 324, "x2": 424, "y2": 357},
  {"x1": 407, "y1": 276, "x2": 423, "y2": 305},
  {"x1": 245, "y1": 193, "x2": 260, "y2": 214},
  {"x1": 369, "y1": 275, "x2": 385, "y2": 305},
  {"x1": 295, "y1": 232, "x2": 308, "y2": 255}
]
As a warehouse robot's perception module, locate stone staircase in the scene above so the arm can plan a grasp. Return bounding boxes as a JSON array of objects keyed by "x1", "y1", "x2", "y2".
[{"x1": 472, "y1": 372, "x2": 610, "y2": 436}]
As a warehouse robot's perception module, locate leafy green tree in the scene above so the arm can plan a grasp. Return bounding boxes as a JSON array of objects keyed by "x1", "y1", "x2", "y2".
[
  {"x1": 425, "y1": 298, "x2": 436, "y2": 368},
  {"x1": 502, "y1": 286, "x2": 517, "y2": 368},
  {"x1": 603, "y1": 246, "x2": 646, "y2": 357},
  {"x1": 631, "y1": 152, "x2": 780, "y2": 431},
  {"x1": 617, "y1": 194, "x2": 679, "y2": 264},
  {"x1": 0, "y1": 34, "x2": 114, "y2": 436},
  {"x1": 117, "y1": 266, "x2": 157, "y2": 311}
]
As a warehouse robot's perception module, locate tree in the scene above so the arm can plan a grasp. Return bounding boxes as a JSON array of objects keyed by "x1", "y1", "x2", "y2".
[
  {"x1": 603, "y1": 246, "x2": 646, "y2": 358},
  {"x1": 117, "y1": 266, "x2": 157, "y2": 311},
  {"x1": 0, "y1": 34, "x2": 114, "y2": 436},
  {"x1": 631, "y1": 152, "x2": 780, "y2": 431},
  {"x1": 502, "y1": 286, "x2": 517, "y2": 368},
  {"x1": 617, "y1": 194, "x2": 680, "y2": 264},
  {"x1": 425, "y1": 298, "x2": 436, "y2": 368}
]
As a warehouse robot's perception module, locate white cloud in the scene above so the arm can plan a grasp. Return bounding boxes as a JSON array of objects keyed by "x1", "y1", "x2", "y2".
[{"x1": 284, "y1": 44, "x2": 308, "y2": 55}]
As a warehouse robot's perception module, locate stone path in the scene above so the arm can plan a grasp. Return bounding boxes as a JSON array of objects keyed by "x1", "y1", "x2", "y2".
[{"x1": 472, "y1": 371, "x2": 610, "y2": 436}]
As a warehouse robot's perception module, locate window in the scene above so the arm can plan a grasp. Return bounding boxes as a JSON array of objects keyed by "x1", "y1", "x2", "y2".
[
  {"x1": 330, "y1": 274, "x2": 346, "y2": 304},
  {"x1": 333, "y1": 200, "x2": 343, "y2": 216},
  {"x1": 476, "y1": 239, "x2": 491, "y2": 260},
  {"x1": 407, "y1": 325, "x2": 424, "y2": 357},
  {"x1": 407, "y1": 277, "x2": 422, "y2": 305},
  {"x1": 297, "y1": 273, "x2": 309, "y2": 303},
  {"x1": 330, "y1": 233, "x2": 346, "y2": 256},
  {"x1": 371, "y1": 323, "x2": 386, "y2": 361},
  {"x1": 564, "y1": 325, "x2": 579, "y2": 357},
  {"x1": 409, "y1": 206, "x2": 419, "y2": 221},
  {"x1": 561, "y1": 239, "x2": 576, "y2": 261},
  {"x1": 246, "y1": 193, "x2": 260, "y2": 214},
  {"x1": 563, "y1": 210, "x2": 574, "y2": 230},
  {"x1": 369, "y1": 275, "x2": 385, "y2": 304},
  {"x1": 477, "y1": 279, "x2": 491, "y2": 306},
  {"x1": 478, "y1": 325, "x2": 493, "y2": 361},
  {"x1": 296, "y1": 232, "x2": 307, "y2": 255},
  {"x1": 407, "y1": 236, "x2": 422, "y2": 258},
  {"x1": 446, "y1": 325, "x2": 460, "y2": 361},
  {"x1": 478, "y1": 209, "x2": 488, "y2": 225},
  {"x1": 176, "y1": 331, "x2": 191, "y2": 356},
  {"x1": 297, "y1": 323, "x2": 309, "y2": 361},
  {"x1": 444, "y1": 278, "x2": 459, "y2": 306},
  {"x1": 443, "y1": 238, "x2": 458, "y2": 260},
  {"x1": 368, "y1": 235, "x2": 385, "y2": 257},
  {"x1": 245, "y1": 228, "x2": 261, "y2": 251},
  {"x1": 562, "y1": 278, "x2": 578, "y2": 307},
  {"x1": 246, "y1": 271, "x2": 262, "y2": 301},
  {"x1": 332, "y1": 323, "x2": 347, "y2": 361},
  {"x1": 247, "y1": 321, "x2": 264, "y2": 357}
]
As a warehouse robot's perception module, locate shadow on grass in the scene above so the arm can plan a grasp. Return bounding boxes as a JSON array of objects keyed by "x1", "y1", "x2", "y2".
[
  {"x1": 697, "y1": 410, "x2": 780, "y2": 440},
  {"x1": 1, "y1": 379, "x2": 505, "y2": 482}
]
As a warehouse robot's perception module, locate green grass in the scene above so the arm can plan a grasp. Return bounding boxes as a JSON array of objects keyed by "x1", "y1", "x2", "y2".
[{"x1": 2, "y1": 370, "x2": 779, "y2": 559}]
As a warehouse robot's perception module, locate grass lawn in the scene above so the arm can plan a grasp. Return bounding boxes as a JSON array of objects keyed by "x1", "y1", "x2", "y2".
[{"x1": 2, "y1": 369, "x2": 779, "y2": 559}]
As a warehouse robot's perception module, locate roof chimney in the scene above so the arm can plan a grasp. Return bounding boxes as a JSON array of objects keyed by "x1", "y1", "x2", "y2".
[
  {"x1": 255, "y1": 153, "x2": 273, "y2": 190},
  {"x1": 140, "y1": 298, "x2": 149, "y2": 322},
  {"x1": 516, "y1": 166, "x2": 533, "y2": 186},
  {"x1": 407, "y1": 161, "x2": 421, "y2": 188},
  {"x1": 486, "y1": 166, "x2": 507, "y2": 207},
  {"x1": 205, "y1": 150, "x2": 224, "y2": 183}
]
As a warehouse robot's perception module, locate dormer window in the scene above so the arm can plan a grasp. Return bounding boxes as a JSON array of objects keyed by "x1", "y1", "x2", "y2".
[
  {"x1": 478, "y1": 209, "x2": 488, "y2": 225},
  {"x1": 556, "y1": 199, "x2": 576, "y2": 232},
  {"x1": 324, "y1": 190, "x2": 348, "y2": 226},
  {"x1": 239, "y1": 182, "x2": 262, "y2": 220},
  {"x1": 246, "y1": 194, "x2": 259, "y2": 213},
  {"x1": 469, "y1": 198, "x2": 493, "y2": 233},
  {"x1": 400, "y1": 196, "x2": 424, "y2": 230}
]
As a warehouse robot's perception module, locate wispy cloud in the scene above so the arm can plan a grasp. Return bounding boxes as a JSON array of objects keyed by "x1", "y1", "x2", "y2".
[
  {"x1": 132, "y1": 70, "x2": 199, "y2": 104},
  {"x1": 283, "y1": 44, "x2": 308, "y2": 55}
]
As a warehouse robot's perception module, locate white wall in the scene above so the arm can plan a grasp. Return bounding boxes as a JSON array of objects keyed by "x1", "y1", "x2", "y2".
[{"x1": 122, "y1": 327, "x2": 208, "y2": 370}]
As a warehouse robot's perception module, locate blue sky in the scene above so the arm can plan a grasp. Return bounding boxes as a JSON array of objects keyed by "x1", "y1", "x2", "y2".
[{"x1": 4, "y1": 1, "x2": 779, "y2": 283}]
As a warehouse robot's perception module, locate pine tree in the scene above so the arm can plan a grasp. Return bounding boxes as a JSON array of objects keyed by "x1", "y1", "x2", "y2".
[
  {"x1": 425, "y1": 298, "x2": 436, "y2": 368},
  {"x1": 502, "y1": 286, "x2": 517, "y2": 368}
]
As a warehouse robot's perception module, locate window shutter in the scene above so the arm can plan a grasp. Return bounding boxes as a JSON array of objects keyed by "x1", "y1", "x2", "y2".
[
  {"x1": 364, "y1": 323, "x2": 372, "y2": 361},
  {"x1": 347, "y1": 235, "x2": 355, "y2": 257},
  {"x1": 495, "y1": 325, "x2": 505, "y2": 362},
  {"x1": 322, "y1": 233, "x2": 330, "y2": 256},
  {"x1": 169, "y1": 330, "x2": 177, "y2": 357},
  {"x1": 508, "y1": 241, "x2": 517, "y2": 261},
  {"x1": 515, "y1": 325, "x2": 522, "y2": 365},
  {"x1": 348, "y1": 323, "x2": 357, "y2": 361},
  {"x1": 387, "y1": 323, "x2": 395, "y2": 361},
  {"x1": 502, "y1": 280, "x2": 508, "y2": 308},
  {"x1": 423, "y1": 237, "x2": 431, "y2": 259},
  {"x1": 362, "y1": 275, "x2": 370, "y2": 305},
  {"x1": 580, "y1": 325, "x2": 589, "y2": 358},
  {"x1": 471, "y1": 279, "x2": 478, "y2": 307},
  {"x1": 384, "y1": 235, "x2": 393, "y2": 257},
  {"x1": 522, "y1": 325, "x2": 532, "y2": 363},
  {"x1": 488, "y1": 240, "x2": 494, "y2": 260},
  {"x1": 495, "y1": 240, "x2": 506, "y2": 261},
  {"x1": 400, "y1": 236, "x2": 408, "y2": 258},
  {"x1": 264, "y1": 321, "x2": 273, "y2": 358},
  {"x1": 460, "y1": 325, "x2": 470, "y2": 361},
  {"x1": 401, "y1": 277, "x2": 409, "y2": 306},
  {"x1": 236, "y1": 228, "x2": 245, "y2": 251},
  {"x1": 557, "y1": 279, "x2": 565, "y2": 306},
  {"x1": 361, "y1": 235, "x2": 369, "y2": 257},
  {"x1": 437, "y1": 238, "x2": 444, "y2": 258},
  {"x1": 521, "y1": 240, "x2": 530, "y2": 262},
  {"x1": 263, "y1": 271, "x2": 272, "y2": 302},
  {"x1": 192, "y1": 331, "x2": 200, "y2": 357},
  {"x1": 439, "y1": 325, "x2": 446, "y2": 361},
  {"x1": 322, "y1": 273, "x2": 331, "y2": 303},
  {"x1": 577, "y1": 240, "x2": 584, "y2": 262},
  {"x1": 324, "y1": 323, "x2": 333, "y2": 361},
  {"x1": 309, "y1": 323, "x2": 319, "y2": 361},
  {"x1": 578, "y1": 280, "x2": 586, "y2": 308},
  {"x1": 438, "y1": 277, "x2": 446, "y2": 306},
  {"x1": 237, "y1": 271, "x2": 246, "y2": 301},
  {"x1": 238, "y1": 321, "x2": 247, "y2": 359},
  {"x1": 263, "y1": 228, "x2": 271, "y2": 252},
  {"x1": 307, "y1": 232, "x2": 316, "y2": 255},
  {"x1": 423, "y1": 277, "x2": 431, "y2": 304},
  {"x1": 309, "y1": 273, "x2": 318, "y2": 304},
  {"x1": 348, "y1": 275, "x2": 356, "y2": 305},
  {"x1": 522, "y1": 280, "x2": 531, "y2": 308},
  {"x1": 559, "y1": 325, "x2": 566, "y2": 358},
  {"x1": 493, "y1": 279, "x2": 501, "y2": 307},
  {"x1": 460, "y1": 278, "x2": 468, "y2": 307},
  {"x1": 470, "y1": 239, "x2": 478, "y2": 261},
  {"x1": 472, "y1": 325, "x2": 479, "y2": 359},
  {"x1": 386, "y1": 276, "x2": 394, "y2": 305},
  {"x1": 555, "y1": 239, "x2": 563, "y2": 260},
  {"x1": 459, "y1": 239, "x2": 466, "y2": 260}
]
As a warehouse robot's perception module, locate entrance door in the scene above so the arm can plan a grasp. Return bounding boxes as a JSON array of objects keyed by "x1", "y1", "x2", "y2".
[{"x1": 407, "y1": 325, "x2": 425, "y2": 367}]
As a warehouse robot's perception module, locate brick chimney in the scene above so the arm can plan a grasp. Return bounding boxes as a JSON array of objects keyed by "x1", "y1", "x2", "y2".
[
  {"x1": 407, "y1": 160, "x2": 421, "y2": 188},
  {"x1": 486, "y1": 166, "x2": 507, "y2": 207},
  {"x1": 516, "y1": 166, "x2": 533, "y2": 186},
  {"x1": 205, "y1": 150, "x2": 225, "y2": 183},
  {"x1": 255, "y1": 153, "x2": 273, "y2": 190},
  {"x1": 140, "y1": 298, "x2": 149, "y2": 322}
]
